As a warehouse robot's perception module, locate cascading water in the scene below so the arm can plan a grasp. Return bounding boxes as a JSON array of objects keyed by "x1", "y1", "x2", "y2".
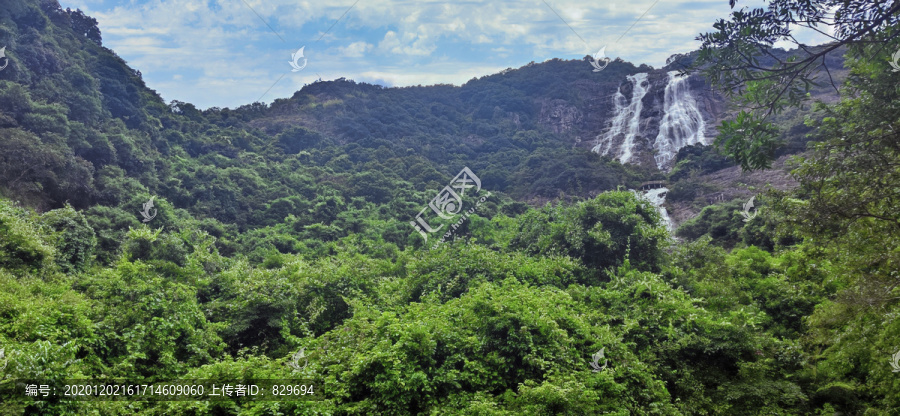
[
  {"x1": 643, "y1": 187, "x2": 674, "y2": 232},
  {"x1": 591, "y1": 89, "x2": 627, "y2": 156},
  {"x1": 654, "y1": 71, "x2": 706, "y2": 170},
  {"x1": 592, "y1": 73, "x2": 649, "y2": 164}
]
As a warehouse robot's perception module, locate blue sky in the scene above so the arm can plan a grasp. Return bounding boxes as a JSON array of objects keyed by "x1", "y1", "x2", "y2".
[{"x1": 58, "y1": 0, "x2": 831, "y2": 109}]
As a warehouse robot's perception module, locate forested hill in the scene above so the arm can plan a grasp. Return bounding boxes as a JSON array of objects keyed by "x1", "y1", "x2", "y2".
[
  {"x1": 0, "y1": 0, "x2": 669, "y2": 264},
  {"x1": 0, "y1": 0, "x2": 655, "y2": 243},
  {"x1": 0, "y1": 0, "x2": 844, "y2": 222},
  {"x1": 3, "y1": 0, "x2": 900, "y2": 414}
]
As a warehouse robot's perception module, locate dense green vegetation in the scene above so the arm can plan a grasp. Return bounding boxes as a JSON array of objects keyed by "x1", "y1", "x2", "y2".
[{"x1": 1, "y1": 0, "x2": 899, "y2": 414}]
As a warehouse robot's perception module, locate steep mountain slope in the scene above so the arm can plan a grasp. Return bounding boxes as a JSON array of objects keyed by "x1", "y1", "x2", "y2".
[
  {"x1": 0, "y1": 0, "x2": 844, "y2": 251},
  {"x1": 0, "y1": 0, "x2": 641, "y2": 262},
  {"x1": 237, "y1": 47, "x2": 845, "y2": 174},
  {"x1": 5, "y1": 2, "x2": 900, "y2": 415}
]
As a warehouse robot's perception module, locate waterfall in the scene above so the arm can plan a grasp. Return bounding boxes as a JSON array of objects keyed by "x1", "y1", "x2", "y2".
[
  {"x1": 642, "y1": 187, "x2": 674, "y2": 232},
  {"x1": 591, "y1": 88, "x2": 627, "y2": 156},
  {"x1": 592, "y1": 73, "x2": 649, "y2": 164},
  {"x1": 654, "y1": 71, "x2": 706, "y2": 170}
]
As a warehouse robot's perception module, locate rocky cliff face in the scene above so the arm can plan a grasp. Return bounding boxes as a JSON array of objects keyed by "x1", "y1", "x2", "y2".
[
  {"x1": 537, "y1": 99, "x2": 582, "y2": 134},
  {"x1": 547, "y1": 62, "x2": 728, "y2": 171},
  {"x1": 539, "y1": 47, "x2": 845, "y2": 172}
]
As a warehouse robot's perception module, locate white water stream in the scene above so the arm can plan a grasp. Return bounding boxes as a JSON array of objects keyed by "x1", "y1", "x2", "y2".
[
  {"x1": 653, "y1": 71, "x2": 707, "y2": 170},
  {"x1": 642, "y1": 187, "x2": 674, "y2": 232},
  {"x1": 592, "y1": 73, "x2": 649, "y2": 164}
]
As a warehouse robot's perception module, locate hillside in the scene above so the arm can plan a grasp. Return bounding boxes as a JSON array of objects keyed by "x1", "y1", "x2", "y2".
[
  {"x1": 2, "y1": 0, "x2": 899, "y2": 414},
  {"x1": 0, "y1": 0, "x2": 844, "y2": 226}
]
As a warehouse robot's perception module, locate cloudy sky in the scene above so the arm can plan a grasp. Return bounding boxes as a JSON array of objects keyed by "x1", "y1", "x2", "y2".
[{"x1": 57, "y1": 0, "x2": 830, "y2": 109}]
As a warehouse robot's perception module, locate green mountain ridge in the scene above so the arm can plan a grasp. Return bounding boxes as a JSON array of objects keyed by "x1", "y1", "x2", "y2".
[
  {"x1": 1, "y1": 0, "x2": 656, "y2": 246},
  {"x1": 0, "y1": 0, "x2": 842, "y2": 217},
  {"x1": 1, "y1": 1, "x2": 899, "y2": 414}
]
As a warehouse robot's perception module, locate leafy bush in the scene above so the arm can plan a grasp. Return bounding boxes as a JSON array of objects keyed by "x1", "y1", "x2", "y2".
[
  {"x1": 510, "y1": 190, "x2": 668, "y2": 274},
  {"x1": 0, "y1": 199, "x2": 55, "y2": 272},
  {"x1": 41, "y1": 204, "x2": 96, "y2": 272},
  {"x1": 675, "y1": 200, "x2": 746, "y2": 247}
]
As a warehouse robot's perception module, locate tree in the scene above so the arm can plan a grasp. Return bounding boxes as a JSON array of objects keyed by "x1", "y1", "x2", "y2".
[
  {"x1": 41, "y1": 204, "x2": 97, "y2": 273},
  {"x1": 65, "y1": 8, "x2": 102, "y2": 45},
  {"x1": 0, "y1": 198, "x2": 55, "y2": 272},
  {"x1": 0, "y1": 128, "x2": 67, "y2": 206},
  {"x1": 767, "y1": 54, "x2": 900, "y2": 310},
  {"x1": 696, "y1": 2, "x2": 900, "y2": 412},
  {"x1": 695, "y1": 0, "x2": 900, "y2": 170},
  {"x1": 509, "y1": 191, "x2": 668, "y2": 274}
]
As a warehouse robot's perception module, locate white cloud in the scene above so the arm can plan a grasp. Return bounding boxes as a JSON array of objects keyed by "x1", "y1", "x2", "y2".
[
  {"x1": 377, "y1": 30, "x2": 435, "y2": 57},
  {"x1": 340, "y1": 41, "x2": 373, "y2": 57},
  {"x1": 56, "y1": 0, "x2": 835, "y2": 109},
  {"x1": 355, "y1": 63, "x2": 507, "y2": 87}
]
